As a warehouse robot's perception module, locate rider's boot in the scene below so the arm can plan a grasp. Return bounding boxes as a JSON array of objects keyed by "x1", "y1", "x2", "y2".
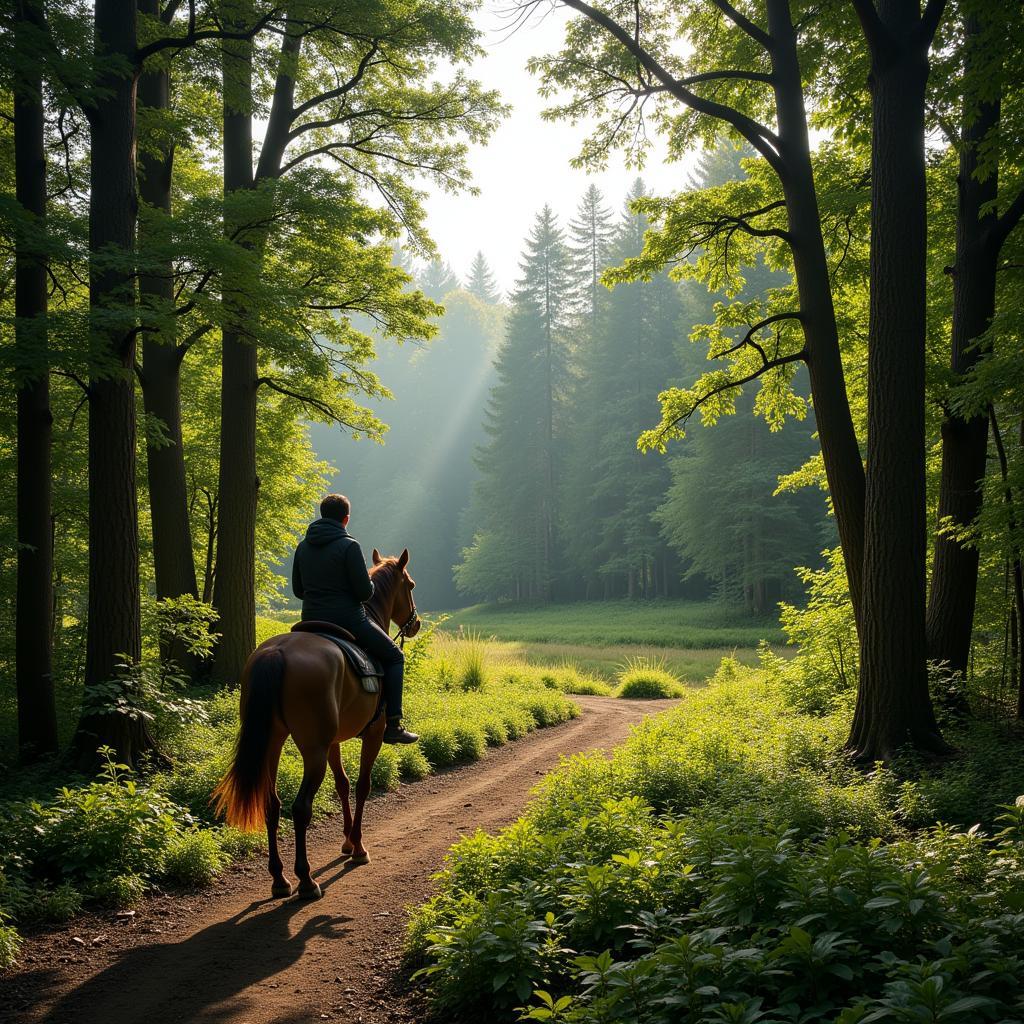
[{"x1": 383, "y1": 716, "x2": 418, "y2": 744}]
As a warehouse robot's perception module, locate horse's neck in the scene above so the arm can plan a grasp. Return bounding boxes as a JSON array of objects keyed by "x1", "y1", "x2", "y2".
[{"x1": 366, "y1": 573, "x2": 393, "y2": 631}]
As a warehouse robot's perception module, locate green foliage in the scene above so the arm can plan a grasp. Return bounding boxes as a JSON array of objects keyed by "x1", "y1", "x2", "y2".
[
  {"x1": 163, "y1": 830, "x2": 230, "y2": 888},
  {"x1": 0, "y1": 915, "x2": 21, "y2": 971},
  {"x1": 760, "y1": 547, "x2": 859, "y2": 715},
  {"x1": 408, "y1": 669, "x2": 1024, "y2": 1021},
  {"x1": 615, "y1": 657, "x2": 684, "y2": 698}
]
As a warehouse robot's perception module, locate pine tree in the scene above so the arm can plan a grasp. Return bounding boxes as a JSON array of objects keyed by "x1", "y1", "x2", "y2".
[
  {"x1": 456, "y1": 207, "x2": 573, "y2": 601},
  {"x1": 568, "y1": 183, "x2": 615, "y2": 328},
  {"x1": 466, "y1": 250, "x2": 500, "y2": 303},
  {"x1": 565, "y1": 180, "x2": 682, "y2": 599},
  {"x1": 420, "y1": 258, "x2": 461, "y2": 300}
]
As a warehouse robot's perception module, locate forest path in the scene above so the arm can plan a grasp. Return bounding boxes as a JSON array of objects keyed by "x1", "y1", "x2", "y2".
[{"x1": 6, "y1": 695, "x2": 676, "y2": 1024}]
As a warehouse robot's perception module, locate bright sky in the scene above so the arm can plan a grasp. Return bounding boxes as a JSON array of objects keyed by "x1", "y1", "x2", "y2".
[{"x1": 422, "y1": 1, "x2": 699, "y2": 295}]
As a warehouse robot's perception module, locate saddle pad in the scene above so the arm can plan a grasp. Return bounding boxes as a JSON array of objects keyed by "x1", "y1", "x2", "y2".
[{"x1": 307, "y1": 632, "x2": 383, "y2": 692}]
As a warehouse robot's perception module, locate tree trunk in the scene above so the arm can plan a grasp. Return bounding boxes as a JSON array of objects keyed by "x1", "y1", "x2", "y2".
[
  {"x1": 211, "y1": 3, "x2": 257, "y2": 683},
  {"x1": 925, "y1": 14, "x2": 1000, "y2": 676},
  {"x1": 137, "y1": 0, "x2": 200, "y2": 621},
  {"x1": 73, "y1": 0, "x2": 157, "y2": 769},
  {"x1": 766, "y1": 0, "x2": 866, "y2": 630},
  {"x1": 14, "y1": 0, "x2": 59, "y2": 762},
  {"x1": 847, "y1": 3, "x2": 945, "y2": 760}
]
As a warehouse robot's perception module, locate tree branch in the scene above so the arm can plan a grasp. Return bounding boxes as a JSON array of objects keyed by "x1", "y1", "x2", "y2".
[
  {"x1": 993, "y1": 185, "x2": 1024, "y2": 249},
  {"x1": 559, "y1": 0, "x2": 786, "y2": 175},
  {"x1": 707, "y1": 0, "x2": 774, "y2": 50}
]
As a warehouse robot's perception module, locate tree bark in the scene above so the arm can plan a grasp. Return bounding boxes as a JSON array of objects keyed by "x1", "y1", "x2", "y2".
[
  {"x1": 766, "y1": 0, "x2": 867, "y2": 630},
  {"x1": 14, "y1": 0, "x2": 59, "y2": 762},
  {"x1": 137, "y1": 0, "x2": 200, "y2": 620},
  {"x1": 211, "y1": 1, "x2": 257, "y2": 683},
  {"x1": 847, "y1": 0, "x2": 945, "y2": 760},
  {"x1": 73, "y1": 0, "x2": 157, "y2": 769},
  {"x1": 925, "y1": 14, "x2": 1000, "y2": 676}
]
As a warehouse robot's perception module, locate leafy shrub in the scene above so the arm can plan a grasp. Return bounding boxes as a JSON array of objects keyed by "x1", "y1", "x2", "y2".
[
  {"x1": 762, "y1": 547, "x2": 858, "y2": 715},
  {"x1": 420, "y1": 724, "x2": 461, "y2": 768},
  {"x1": 370, "y1": 745, "x2": 400, "y2": 790},
  {"x1": 616, "y1": 657, "x2": 683, "y2": 699},
  {"x1": 26, "y1": 749, "x2": 186, "y2": 890},
  {"x1": 164, "y1": 830, "x2": 229, "y2": 887},
  {"x1": 0, "y1": 915, "x2": 21, "y2": 971},
  {"x1": 408, "y1": 669, "x2": 1024, "y2": 1022},
  {"x1": 399, "y1": 744, "x2": 431, "y2": 781},
  {"x1": 92, "y1": 873, "x2": 147, "y2": 909},
  {"x1": 453, "y1": 723, "x2": 488, "y2": 762}
]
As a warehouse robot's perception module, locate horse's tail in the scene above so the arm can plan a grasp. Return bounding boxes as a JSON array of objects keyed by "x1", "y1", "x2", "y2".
[{"x1": 211, "y1": 647, "x2": 285, "y2": 831}]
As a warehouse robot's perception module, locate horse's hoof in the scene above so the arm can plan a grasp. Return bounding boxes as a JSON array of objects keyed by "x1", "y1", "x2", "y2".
[
  {"x1": 349, "y1": 851, "x2": 370, "y2": 866},
  {"x1": 271, "y1": 881, "x2": 293, "y2": 898},
  {"x1": 298, "y1": 881, "x2": 323, "y2": 900},
  {"x1": 340, "y1": 844, "x2": 354, "y2": 860}
]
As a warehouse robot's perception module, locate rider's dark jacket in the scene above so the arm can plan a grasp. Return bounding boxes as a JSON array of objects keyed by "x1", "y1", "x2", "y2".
[{"x1": 292, "y1": 518, "x2": 374, "y2": 627}]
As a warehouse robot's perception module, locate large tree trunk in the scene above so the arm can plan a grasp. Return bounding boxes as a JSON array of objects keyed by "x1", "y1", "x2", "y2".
[
  {"x1": 14, "y1": 0, "x2": 59, "y2": 762},
  {"x1": 73, "y1": 1, "x2": 157, "y2": 769},
  {"x1": 925, "y1": 15, "x2": 1000, "y2": 676},
  {"x1": 138, "y1": 0, "x2": 200, "y2": 619},
  {"x1": 847, "y1": 1, "x2": 945, "y2": 760},
  {"x1": 211, "y1": 4, "x2": 257, "y2": 683},
  {"x1": 766, "y1": 0, "x2": 866, "y2": 630}
]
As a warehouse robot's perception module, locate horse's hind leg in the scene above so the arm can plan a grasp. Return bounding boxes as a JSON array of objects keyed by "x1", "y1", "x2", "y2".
[
  {"x1": 266, "y1": 731, "x2": 292, "y2": 898},
  {"x1": 328, "y1": 742, "x2": 355, "y2": 858},
  {"x1": 292, "y1": 745, "x2": 328, "y2": 899},
  {"x1": 349, "y1": 717, "x2": 386, "y2": 866}
]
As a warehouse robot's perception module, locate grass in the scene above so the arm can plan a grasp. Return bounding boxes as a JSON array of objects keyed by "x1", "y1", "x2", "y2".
[
  {"x1": 443, "y1": 599, "x2": 782, "y2": 649},
  {"x1": 615, "y1": 655, "x2": 686, "y2": 698}
]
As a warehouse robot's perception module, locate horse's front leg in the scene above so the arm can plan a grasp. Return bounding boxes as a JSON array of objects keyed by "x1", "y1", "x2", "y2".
[
  {"x1": 327, "y1": 742, "x2": 355, "y2": 857},
  {"x1": 292, "y1": 746, "x2": 328, "y2": 899},
  {"x1": 348, "y1": 719, "x2": 385, "y2": 866}
]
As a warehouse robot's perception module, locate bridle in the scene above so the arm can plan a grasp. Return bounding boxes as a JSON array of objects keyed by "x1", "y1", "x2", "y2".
[{"x1": 391, "y1": 586, "x2": 420, "y2": 649}]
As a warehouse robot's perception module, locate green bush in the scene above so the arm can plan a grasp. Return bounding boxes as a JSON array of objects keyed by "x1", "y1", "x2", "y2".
[
  {"x1": 0, "y1": 916, "x2": 21, "y2": 972},
  {"x1": 26, "y1": 750, "x2": 186, "y2": 889},
  {"x1": 164, "y1": 830, "x2": 230, "y2": 887},
  {"x1": 616, "y1": 657, "x2": 684, "y2": 699},
  {"x1": 453, "y1": 723, "x2": 488, "y2": 762},
  {"x1": 419, "y1": 723, "x2": 461, "y2": 768},
  {"x1": 408, "y1": 669, "x2": 1024, "y2": 1023},
  {"x1": 92, "y1": 873, "x2": 147, "y2": 909},
  {"x1": 399, "y1": 744, "x2": 431, "y2": 781}
]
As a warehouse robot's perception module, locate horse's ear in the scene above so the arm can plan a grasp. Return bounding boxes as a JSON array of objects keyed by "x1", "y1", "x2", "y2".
[
  {"x1": 372, "y1": 548, "x2": 382, "y2": 565},
  {"x1": 398, "y1": 548, "x2": 409, "y2": 570}
]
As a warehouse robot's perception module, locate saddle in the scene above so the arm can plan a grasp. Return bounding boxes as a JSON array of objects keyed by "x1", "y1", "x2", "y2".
[{"x1": 291, "y1": 620, "x2": 383, "y2": 694}]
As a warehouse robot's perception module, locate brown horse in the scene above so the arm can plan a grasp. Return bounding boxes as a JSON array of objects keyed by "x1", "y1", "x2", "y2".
[{"x1": 212, "y1": 548, "x2": 420, "y2": 899}]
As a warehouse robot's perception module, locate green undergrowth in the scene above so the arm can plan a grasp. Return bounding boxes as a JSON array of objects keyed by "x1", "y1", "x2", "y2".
[
  {"x1": 407, "y1": 662, "x2": 1024, "y2": 1023},
  {"x1": 0, "y1": 622, "x2": 578, "y2": 970}
]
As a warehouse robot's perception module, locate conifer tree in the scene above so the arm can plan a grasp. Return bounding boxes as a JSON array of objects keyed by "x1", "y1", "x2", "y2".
[
  {"x1": 456, "y1": 206, "x2": 573, "y2": 601},
  {"x1": 568, "y1": 183, "x2": 614, "y2": 328},
  {"x1": 420, "y1": 258, "x2": 461, "y2": 300},
  {"x1": 466, "y1": 250, "x2": 500, "y2": 303},
  {"x1": 565, "y1": 180, "x2": 681, "y2": 598}
]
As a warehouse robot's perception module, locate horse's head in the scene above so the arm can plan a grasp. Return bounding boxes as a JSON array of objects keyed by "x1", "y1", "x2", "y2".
[{"x1": 371, "y1": 547, "x2": 421, "y2": 640}]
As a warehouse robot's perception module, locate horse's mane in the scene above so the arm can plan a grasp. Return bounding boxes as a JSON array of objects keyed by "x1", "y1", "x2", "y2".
[{"x1": 366, "y1": 558, "x2": 401, "y2": 624}]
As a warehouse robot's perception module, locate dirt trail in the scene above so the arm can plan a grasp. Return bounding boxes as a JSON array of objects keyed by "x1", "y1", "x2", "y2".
[{"x1": 3, "y1": 696, "x2": 675, "y2": 1024}]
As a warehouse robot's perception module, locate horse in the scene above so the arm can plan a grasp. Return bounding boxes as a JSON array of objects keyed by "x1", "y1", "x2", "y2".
[{"x1": 212, "y1": 548, "x2": 420, "y2": 899}]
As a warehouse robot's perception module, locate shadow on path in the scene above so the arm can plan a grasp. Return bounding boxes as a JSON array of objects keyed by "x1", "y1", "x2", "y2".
[{"x1": 34, "y1": 856, "x2": 360, "y2": 1024}]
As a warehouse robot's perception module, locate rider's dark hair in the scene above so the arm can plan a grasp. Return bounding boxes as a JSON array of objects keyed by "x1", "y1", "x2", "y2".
[{"x1": 320, "y1": 494, "x2": 351, "y2": 522}]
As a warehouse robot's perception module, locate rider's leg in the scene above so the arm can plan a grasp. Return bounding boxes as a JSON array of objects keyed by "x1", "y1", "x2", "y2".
[{"x1": 348, "y1": 618, "x2": 416, "y2": 743}]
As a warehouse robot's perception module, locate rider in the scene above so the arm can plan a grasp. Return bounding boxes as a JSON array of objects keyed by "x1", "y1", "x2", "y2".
[{"x1": 292, "y1": 493, "x2": 418, "y2": 745}]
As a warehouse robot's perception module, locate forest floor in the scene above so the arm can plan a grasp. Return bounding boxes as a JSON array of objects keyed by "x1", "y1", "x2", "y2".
[{"x1": 2, "y1": 695, "x2": 676, "y2": 1024}]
